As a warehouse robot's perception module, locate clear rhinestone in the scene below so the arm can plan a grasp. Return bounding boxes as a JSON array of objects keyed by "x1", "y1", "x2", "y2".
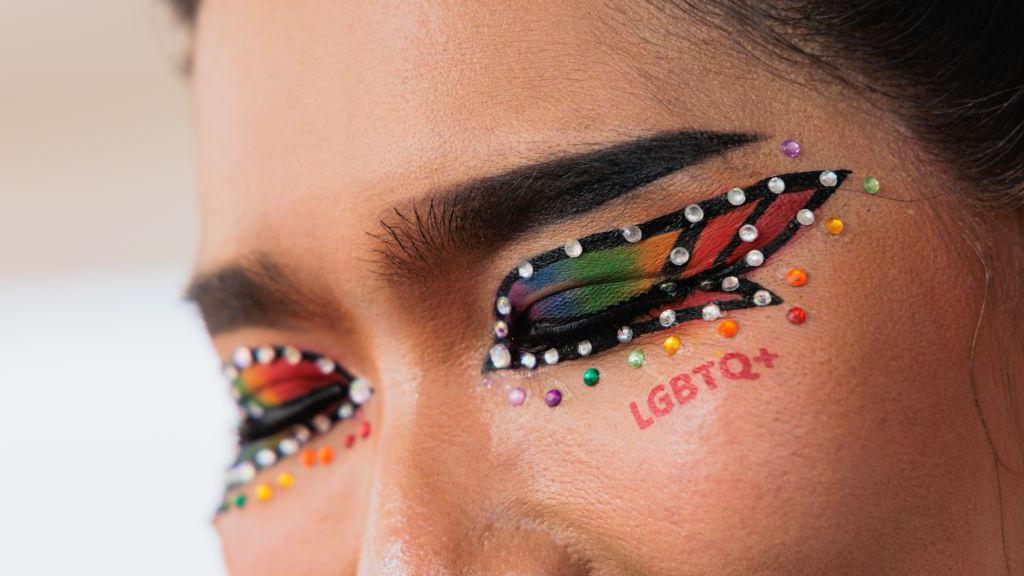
[
  {"x1": 721, "y1": 276, "x2": 740, "y2": 291},
  {"x1": 819, "y1": 170, "x2": 838, "y2": 187},
  {"x1": 617, "y1": 326, "x2": 633, "y2": 343},
  {"x1": 292, "y1": 425, "x2": 312, "y2": 443},
  {"x1": 236, "y1": 461, "x2": 256, "y2": 483},
  {"x1": 283, "y1": 346, "x2": 302, "y2": 365},
  {"x1": 767, "y1": 177, "x2": 786, "y2": 194},
  {"x1": 255, "y1": 345, "x2": 275, "y2": 364},
  {"x1": 222, "y1": 365, "x2": 239, "y2": 381},
  {"x1": 316, "y1": 357, "x2": 336, "y2": 374},
  {"x1": 727, "y1": 187, "x2": 746, "y2": 206},
  {"x1": 278, "y1": 438, "x2": 299, "y2": 456},
  {"x1": 753, "y1": 290, "x2": 773, "y2": 306},
  {"x1": 745, "y1": 250, "x2": 765, "y2": 267},
  {"x1": 738, "y1": 224, "x2": 758, "y2": 242},
  {"x1": 311, "y1": 414, "x2": 332, "y2": 434},
  {"x1": 520, "y1": 352, "x2": 537, "y2": 369},
  {"x1": 669, "y1": 247, "x2": 690, "y2": 266},
  {"x1": 543, "y1": 348, "x2": 560, "y2": 365},
  {"x1": 796, "y1": 209, "x2": 815, "y2": 226},
  {"x1": 684, "y1": 204, "x2": 704, "y2": 223},
  {"x1": 517, "y1": 261, "x2": 534, "y2": 279},
  {"x1": 564, "y1": 240, "x2": 583, "y2": 258},
  {"x1": 622, "y1": 225, "x2": 643, "y2": 243},
  {"x1": 702, "y1": 303, "x2": 722, "y2": 322},
  {"x1": 232, "y1": 347, "x2": 253, "y2": 369},
  {"x1": 496, "y1": 296, "x2": 512, "y2": 316},
  {"x1": 577, "y1": 340, "x2": 593, "y2": 356},
  {"x1": 349, "y1": 378, "x2": 373, "y2": 405},
  {"x1": 659, "y1": 309, "x2": 677, "y2": 327},
  {"x1": 494, "y1": 321, "x2": 509, "y2": 338},
  {"x1": 659, "y1": 282, "x2": 677, "y2": 293},
  {"x1": 255, "y1": 448, "x2": 277, "y2": 468},
  {"x1": 489, "y1": 344, "x2": 511, "y2": 369},
  {"x1": 337, "y1": 403, "x2": 354, "y2": 419},
  {"x1": 246, "y1": 402, "x2": 264, "y2": 419}
]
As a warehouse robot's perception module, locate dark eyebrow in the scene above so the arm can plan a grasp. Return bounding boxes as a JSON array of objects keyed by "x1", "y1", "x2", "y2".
[
  {"x1": 185, "y1": 254, "x2": 335, "y2": 336},
  {"x1": 373, "y1": 130, "x2": 758, "y2": 278}
]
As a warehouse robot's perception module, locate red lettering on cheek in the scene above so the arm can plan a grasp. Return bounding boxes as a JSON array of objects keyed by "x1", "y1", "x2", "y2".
[
  {"x1": 648, "y1": 384, "x2": 674, "y2": 417},
  {"x1": 669, "y1": 374, "x2": 698, "y2": 405},
  {"x1": 691, "y1": 362, "x2": 718, "y2": 390},
  {"x1": 753, "y1": 348, "x2": 779, "y2": 368},
  {"x1": 719, "y1": 352, "x2": 760, "y2": 380},
  {"x1": 630, "y1": 401, "x2": 655, "y2": 430}
]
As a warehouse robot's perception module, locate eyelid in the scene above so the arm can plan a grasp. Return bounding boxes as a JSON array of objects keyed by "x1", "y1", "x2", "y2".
[{"x1": 486, "y1": 170, "x2": 849, "y2": 371}]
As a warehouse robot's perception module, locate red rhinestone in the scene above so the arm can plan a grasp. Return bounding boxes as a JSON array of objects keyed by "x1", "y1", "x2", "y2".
[
  {"x1": 787, "y1": 307, "x2": 807, "y2": 325},
  {"x1": 358, "y1": 421, "x2": 371, "y2": 439},
  {"x1": 345, "y1": 434, "x2": 355, "y2": 449}
]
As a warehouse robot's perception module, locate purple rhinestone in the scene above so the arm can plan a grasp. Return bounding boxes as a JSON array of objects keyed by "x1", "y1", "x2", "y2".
[
  {"x1": 781, "y1": 139, "x2": 801, "y2": 158},
  {"x1": 544, "y1": 389, "x2": 562, "y2": 408},
  {"x1": 509, "y1": 387, "x2": 526, "y2": 406}
]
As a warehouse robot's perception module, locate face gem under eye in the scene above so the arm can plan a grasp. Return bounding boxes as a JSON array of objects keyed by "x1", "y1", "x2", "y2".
[
  {"x1": 316, "y1": 357, "x2": 336, "y2": 374},
  {"x1": 669, "y1": 247, "x2": 690, "y2": 266},
  {"x1": 797, "y1": 209, "x2": 815, "y2": 226},
  {"x1": 684, "y1": 204, "x2": 704, "y2": 222},
  {"x1": 767, "y1": 177, "x2": 786, "y2": 193},
  {"x1": 283, "y1": 346, "x2": 302, "y2": 365},
  {"x1": 256, "y1": 345, "x2": 276, "y2": 364},
  {"x1": 659, "y1": 309, "x2": 677, "y2": 327},
  {"x1": 721, "y1": 276, "x2": 740, "y2": 291},
  {"x1": 564, "y1": 239, "x2": 583, "y2": 258},
  {"x1": 727, "y1": 187, "x2": 746, "y2": 205},
  {"x1": 744, "y1": 250, "x2": 765, "y2": 267},
  {"x1": 518, "y1": 261, "x2": 534, "y2": 279},
  {"x1": 617, "y1": 326, "x2": 634, "y2": 343},
  {"x1": 819, "y1": 170, "x2": 838, "y2": 187},
  {"x1": 233, "y1": 347, "x2": 253, "y2": 369},
  {"x1": 496, "y1": 296, "x2": 512, "y2": 315},
  {"x1": 520, "y1": 352, "x2": 538, "y2": 369},
  {"x1": 622, "y1": 225, "x2": 643, "y2": 243},
  {"x1": 490, "y1": 344, "x2": 512, "y2": 368},
  {"x1": 738, "y1": 224, "x2": 758, "y2": 242},
  {"x1": 753, "y1": 290, "x2": 773, "y2": 306},
  {"x1": 544, "y1": 348, "x2": 560, "y2": 365},
  {"x1": 577, "y1": 340, "x2": 593, "y2": 356},
  {"x1": 349, "y1": 379, "x2": 374, "y2": 405},
  {"x1": 702, "y1": 303, "x2": 722, "y2": 321}
]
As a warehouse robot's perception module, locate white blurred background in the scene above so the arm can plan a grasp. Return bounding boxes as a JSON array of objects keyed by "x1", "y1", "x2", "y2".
[{"x1": 1, "y1": 2, "x2": 231, "y2": 574}]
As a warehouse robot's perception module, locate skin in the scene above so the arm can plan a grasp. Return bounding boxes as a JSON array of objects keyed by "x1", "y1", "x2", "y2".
[{"x1": 190, "y1": 1, "x2": 1023, "y2": 574}]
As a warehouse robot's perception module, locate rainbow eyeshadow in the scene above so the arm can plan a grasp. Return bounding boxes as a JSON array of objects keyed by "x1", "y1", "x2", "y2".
[
  {"x1": 221, "y1": 346, "x2": 373, "y2": 492},
  {"x1": 487, "y1": 170, "x2": 849, "y2": 370}
]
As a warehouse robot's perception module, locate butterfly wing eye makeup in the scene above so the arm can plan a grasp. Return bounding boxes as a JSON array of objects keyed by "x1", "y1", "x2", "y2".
[
  {"x1": 487, "y1": 170, "x2": 849, "y2": 371},
  {"x1": 222, "y1": 346, "x2": 373, "y2": 491}
]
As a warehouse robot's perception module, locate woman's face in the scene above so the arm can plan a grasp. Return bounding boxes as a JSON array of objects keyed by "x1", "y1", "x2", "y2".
[{"x1": 192, "y1": 2, "x2": 1005, "y2": 574}]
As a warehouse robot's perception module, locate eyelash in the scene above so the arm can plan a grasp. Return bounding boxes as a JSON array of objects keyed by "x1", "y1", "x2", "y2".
[
  {"x1": 221, "y1": 345, "x2": 373, "y2": 489},
  {"x1": 487, "y1": 170, "x2": 848, "y2": 371}
]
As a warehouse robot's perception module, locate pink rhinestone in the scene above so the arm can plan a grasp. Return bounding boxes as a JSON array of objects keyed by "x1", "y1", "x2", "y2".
[
  {"x1": 508, "y1": 387, "x2": 527, "y2": 406},
  {"x1": 781, "y1": 139, "x2": 801, "y2": 158}
]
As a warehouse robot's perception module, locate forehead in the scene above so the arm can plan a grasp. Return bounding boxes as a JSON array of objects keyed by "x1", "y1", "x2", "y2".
[{"x1": 190, "y1": 1, "x2": 760, "y2": 271}]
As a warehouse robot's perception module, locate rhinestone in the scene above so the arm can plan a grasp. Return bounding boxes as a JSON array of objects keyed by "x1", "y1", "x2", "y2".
[
  {"x1": 255, "y1": 345, "x2": 276, "y2": 364},
  {"x1": 669, "y1": 247, "x2": 690, "y2": 266},
  {"x1": 659, "y1": 282, "x2": 677, "y2": 293},
  {"x1": 494, "y1": 321, "x2": 509, "y2": 338},
  {"x1": 283, "y1": 346, "x2": 302, "y2": 365},
  {"x1": 349, "y1": 378, "x2": 373, "y2": 405},
  {"x1": 543, "y1": 348, "x2": 560, "y2": 365},
  {"x1": 702, "y1": 303, "x2": 722, "y2": 322},
  {"x1": 222, "y1": 365, "x2": 239, "y2": 381},
  {"x1": 520, "y1": 352, "x2": 537, "y2": 369},
  {"x1": 564, "y1": 240, "x2": 583, "y2": 258},
  {"x1": 622, "y1": 225, "x2": 643, "y2": 243},
  {"x1": 255, "y1": 448, "x2": 277, "y2": 468},
  {"x1": 232, "y1": 347, "x2": 253, "y2": 369},
  {"x1": 312, "y1": 414, "x2": 332, "y2": 434},
  {"x1": 663, "y1": 336, "x2": 682, "y2": 355},
  {"x1": 819, "y1": 170, "x2": 838, "y2": 187},
  {"x1": 336, "y1": 403, "x2": 354, "y2": 419},
  {"x1": 517, "y1": 261, "x2": 534, "y2": 279},
  {"x1": 247, "y1": 402, "x2": 264, "y2": 419},
  {"x1": 316, "y1": 357, "x2": 336, "y2": 374},
  {"x1": 781, "y1": 139, "x2": 801, "y2": 158},
  {"x1": 496, "y1": 296, "x2": 512, "y2": 316},
  {"x1": 738, "y1": 224, "x2": 758, "y2": 242},
  {"x1": 509, "y1": 387, "x2": 527, "y2": 406},
  {"x1": 753, "y1": 290, "x2": 773, "y2": 306},
  {"x1": 236, "y1": 461, "x2": 256, "y2": 483},
  {"x1": 796, "y1": 209, "x2": 815, "y2": 226},
  {"x1": 767, "y1": 177, "x2": 786, "y2": 194},
  {"x1": 292, "y1": 425, "x2": 312, "y2": 443},
  {"x1": 659, "y1": 309, "x2": 677, "y2": 327},
  {"x1": 627, "y1": 349, "x2": 646, "y2": 369},
  {"x1": 684, "y1": 204, "x2": 704, "y2": 223},
  {"x1": 577, "y1": 340, "x2": 593, "y2": 356},
  {"x1": 617, "y1": 326, "x2": 633, "y2": 343},
  {"x1": 544, "y1": 389, "x2": 562, "y2": 408},
  {"x1": 721, "y1": 276, "x2": 740, "y2": 291},
  {"x1": 745, "y1": 250, "x2": 765, "y2": 267},
  {"x1": 278, "y1": 438, "x2": 299, "y2": 456},
  {"x1": 862, "y1": 176, "x2": 880, "y2": 194},
  {"x1": 727, "y1": 187, "x2": 746, "y2": 205},
  {"x1": 490, "y1": 344, "x2": 511, "y2": 369}
]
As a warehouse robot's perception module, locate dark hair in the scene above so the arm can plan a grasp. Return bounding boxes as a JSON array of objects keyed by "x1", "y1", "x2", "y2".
[{"x1": 167, "y1": 0, "x2": 1024, "y2": 210}]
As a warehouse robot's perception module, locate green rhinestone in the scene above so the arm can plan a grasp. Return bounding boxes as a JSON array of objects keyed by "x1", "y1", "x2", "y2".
[
  {"x1": 627, "y1": 348, "x2": 646, "y2": 369},
  {"x1": 583, "y1": 368, "x2": 600, "y2": 387},
  {"x1": 234, "y1": 493, "x2": 247, "y2": 509},
  {"x1": 862, "y1": 176, "x2": 880, "y2": 194}
]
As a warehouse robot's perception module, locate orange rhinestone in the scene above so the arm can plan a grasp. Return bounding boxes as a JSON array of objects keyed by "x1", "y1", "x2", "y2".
[
  {"x1": 717, "y1": 319, "x2": 739, "y2": 338},
  {"x1": 825, "y1": 217, "x2": 844, "y2": 235},
  {"x1": 786, "y1": 268, "x2": 808, "y2": 287},
  {"x1": 317, "y1": 446, "x2": 335, "y2": 465},
  {"x1": 663, "y1": 335, "x2": 682, "y2": 355},
  {"x1": 299, "y1": 448, "x2": 316, "y2": 468}
]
